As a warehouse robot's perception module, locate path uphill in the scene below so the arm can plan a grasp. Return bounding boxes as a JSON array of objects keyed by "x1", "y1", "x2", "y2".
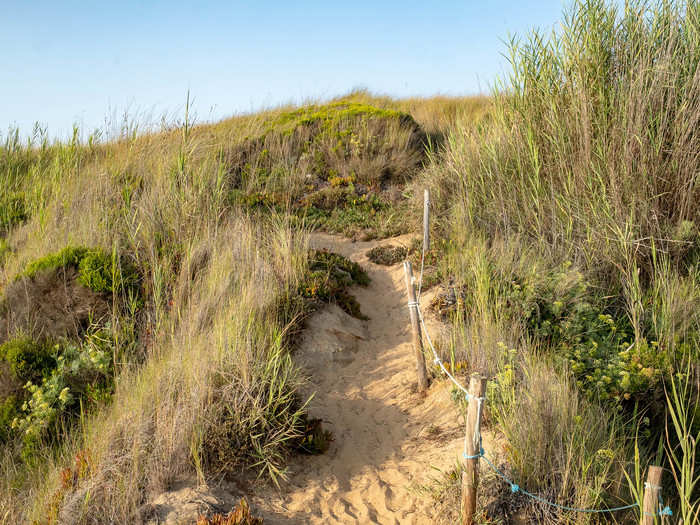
[{"x1": 253, "y1": 233, "x2": 466, "y2": 524}]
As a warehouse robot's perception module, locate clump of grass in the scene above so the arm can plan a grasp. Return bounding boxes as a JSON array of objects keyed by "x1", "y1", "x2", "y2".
[
  {"x1": 664, "y1": 363, "x2": 700, "y2": 522},
  {"x1": 423, "y1": 0, "x2": 700, "y2": 521},
  {"x1": 427, "y1": 0, "x2": 700, "y2": 362},
  {"x1": 0, "y1": 192, "x2": 27, "y2": 236}
]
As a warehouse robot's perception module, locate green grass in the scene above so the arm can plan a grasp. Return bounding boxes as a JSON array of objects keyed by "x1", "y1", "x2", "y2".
[{"x1": 420, "y1": 0, "x2": 700, "y2": 521}]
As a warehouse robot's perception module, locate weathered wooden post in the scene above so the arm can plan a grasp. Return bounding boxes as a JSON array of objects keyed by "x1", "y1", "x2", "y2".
[
  {"x1": 423, "y1": 189, "x2": 430, "y2": 253},
  {"x1": 461, "y1": 374, "x2": 487, "y2": 525},
  {"x1": 642, "y1": 466, "x2": 663, "y2": 525},
  {"x1": 403, "y1": 260, "x2": 429, "y2": 393}
]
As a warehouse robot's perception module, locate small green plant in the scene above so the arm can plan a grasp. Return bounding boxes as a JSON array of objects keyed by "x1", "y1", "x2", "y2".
[
  {"x1": 295, "y1": 416, "x2": 333, "y2": 454},
  {"x1": 366, "y1": 244, "x2": 407, "y2": 266},
  {"x1": 299, "y1": 250, "x2": 370, "y2": 319}
]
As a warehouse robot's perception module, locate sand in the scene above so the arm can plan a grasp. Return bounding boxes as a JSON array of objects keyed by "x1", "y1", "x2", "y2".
[{"x1": 250, "y1": 233, "x2": 467, "y2": 524}]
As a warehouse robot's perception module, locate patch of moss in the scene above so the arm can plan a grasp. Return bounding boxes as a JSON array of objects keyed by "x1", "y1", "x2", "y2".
[{"x1": 20, "y1": 246, "x2": 140, "y2": 296}]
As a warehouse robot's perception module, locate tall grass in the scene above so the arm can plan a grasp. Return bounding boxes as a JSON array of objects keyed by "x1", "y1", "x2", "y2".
[
  {"x1": 423, "y1": 0, "x2": 699, "y2": 521},
  {"x1": 0, "y1": 107, "x2": 313, "y2": 522},
  {"x1": 0, "y1": 92, "x2": 486, "y2": 522}
]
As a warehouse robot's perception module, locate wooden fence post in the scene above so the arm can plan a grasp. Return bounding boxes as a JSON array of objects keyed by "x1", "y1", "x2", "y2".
[
  {"x1": 461, "y1": 373, "x2": 487, "y2": 525},
  {"x1": 423, "y1": 189, "x2": 430, "y2": 254},
  {"x1": 403, "y1": 260, "x2": 429, "y2": 393},
  {"x1": 642, "y1": 466, "x2": 663, "y2": 525}
]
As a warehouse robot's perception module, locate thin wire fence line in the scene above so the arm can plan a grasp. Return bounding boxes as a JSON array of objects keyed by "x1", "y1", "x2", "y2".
[{"x1": 409, "y1": 238, "x2": 672, "y2": 518}]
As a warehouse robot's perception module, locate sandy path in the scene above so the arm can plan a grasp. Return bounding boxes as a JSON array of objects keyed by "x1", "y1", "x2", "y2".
[{"x1": 251, "y1": 233, "x2": 467, "y2": 524}]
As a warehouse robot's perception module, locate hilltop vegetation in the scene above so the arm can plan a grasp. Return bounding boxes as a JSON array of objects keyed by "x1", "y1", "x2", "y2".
[
  {"x1": 0, "y1": 88, "x2": 488, "y2": 523},
  {"x1": 1, "y1": 0, "x2": 698, "y2": 522}
]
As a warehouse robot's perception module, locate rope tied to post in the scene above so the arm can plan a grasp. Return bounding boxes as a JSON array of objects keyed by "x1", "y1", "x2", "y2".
[{"x1": 410, "y1": 189, "x2": 671, "y2": 520}]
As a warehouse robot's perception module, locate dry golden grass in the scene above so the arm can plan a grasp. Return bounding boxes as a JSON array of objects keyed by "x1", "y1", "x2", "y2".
[{"x1": 0, "y1": 92, "x2": 488, "y2": 523}]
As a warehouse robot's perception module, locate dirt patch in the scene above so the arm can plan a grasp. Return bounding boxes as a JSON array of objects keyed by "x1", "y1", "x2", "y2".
[{"x1": 0, "y1": 266, "x2": 110, "y2": 343}]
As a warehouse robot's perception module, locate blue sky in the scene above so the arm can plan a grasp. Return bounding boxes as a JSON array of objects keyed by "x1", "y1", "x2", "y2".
[{"x1": 2, "y1": 1, "x2": 566, "y2": 139}]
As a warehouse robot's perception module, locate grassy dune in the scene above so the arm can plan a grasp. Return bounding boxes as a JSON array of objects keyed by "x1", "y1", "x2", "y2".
[
  {"x1": 0, "y1": 93, "x2": 487, "y2": 523},
  {"x1": 1, "y1": 0, "x2": 698, "y2": 523}
]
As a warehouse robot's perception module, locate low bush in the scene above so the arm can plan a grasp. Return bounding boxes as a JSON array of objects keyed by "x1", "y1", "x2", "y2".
[
  {"x1": 366, "y1": 244, "x2": 407, "y2": 266},
  {"x1": 20, "y1": 246, "x2": 140, "y2": 297},
  {"x1": 299, "y1": 250, "x2": 370, "y2": 319},
  {"x1": 13, "y1": 328, "x2": 115, "y2": 457},
  {"x1": 0, "y1": 337, "x2": 56, "y2": 384}
]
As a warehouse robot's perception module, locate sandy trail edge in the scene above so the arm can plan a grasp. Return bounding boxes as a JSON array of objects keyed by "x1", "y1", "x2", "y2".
[{"x1": 249, "y1": 233, "x2": 471, "y2": 524}]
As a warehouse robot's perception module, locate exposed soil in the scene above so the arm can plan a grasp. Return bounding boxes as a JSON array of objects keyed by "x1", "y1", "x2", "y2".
[{"x1": 0, "y1": 267, "x2": 110, "y2": 343}]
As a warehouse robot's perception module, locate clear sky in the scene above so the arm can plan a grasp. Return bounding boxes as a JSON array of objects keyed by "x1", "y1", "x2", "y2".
[{"x1": 1, "y1": 1, "x2": 567, "y2": 140}]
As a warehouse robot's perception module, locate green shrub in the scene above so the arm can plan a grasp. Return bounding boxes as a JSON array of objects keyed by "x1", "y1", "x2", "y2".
[
  {"x1": 501, "y1": 265, "x2": 668, "y2": 404},
  {"x1": 20, "y1": 246, "x2": 140, "y2": 296},
  {"x1": 21, "y1": 246, "x2": 88, "y2": 279},
  {"x1": 0, "y1": 337, "x2": 56, "y2": 384},
  {"x1": 12, "y1": 328, "x2": 115, "y2": 457}
]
